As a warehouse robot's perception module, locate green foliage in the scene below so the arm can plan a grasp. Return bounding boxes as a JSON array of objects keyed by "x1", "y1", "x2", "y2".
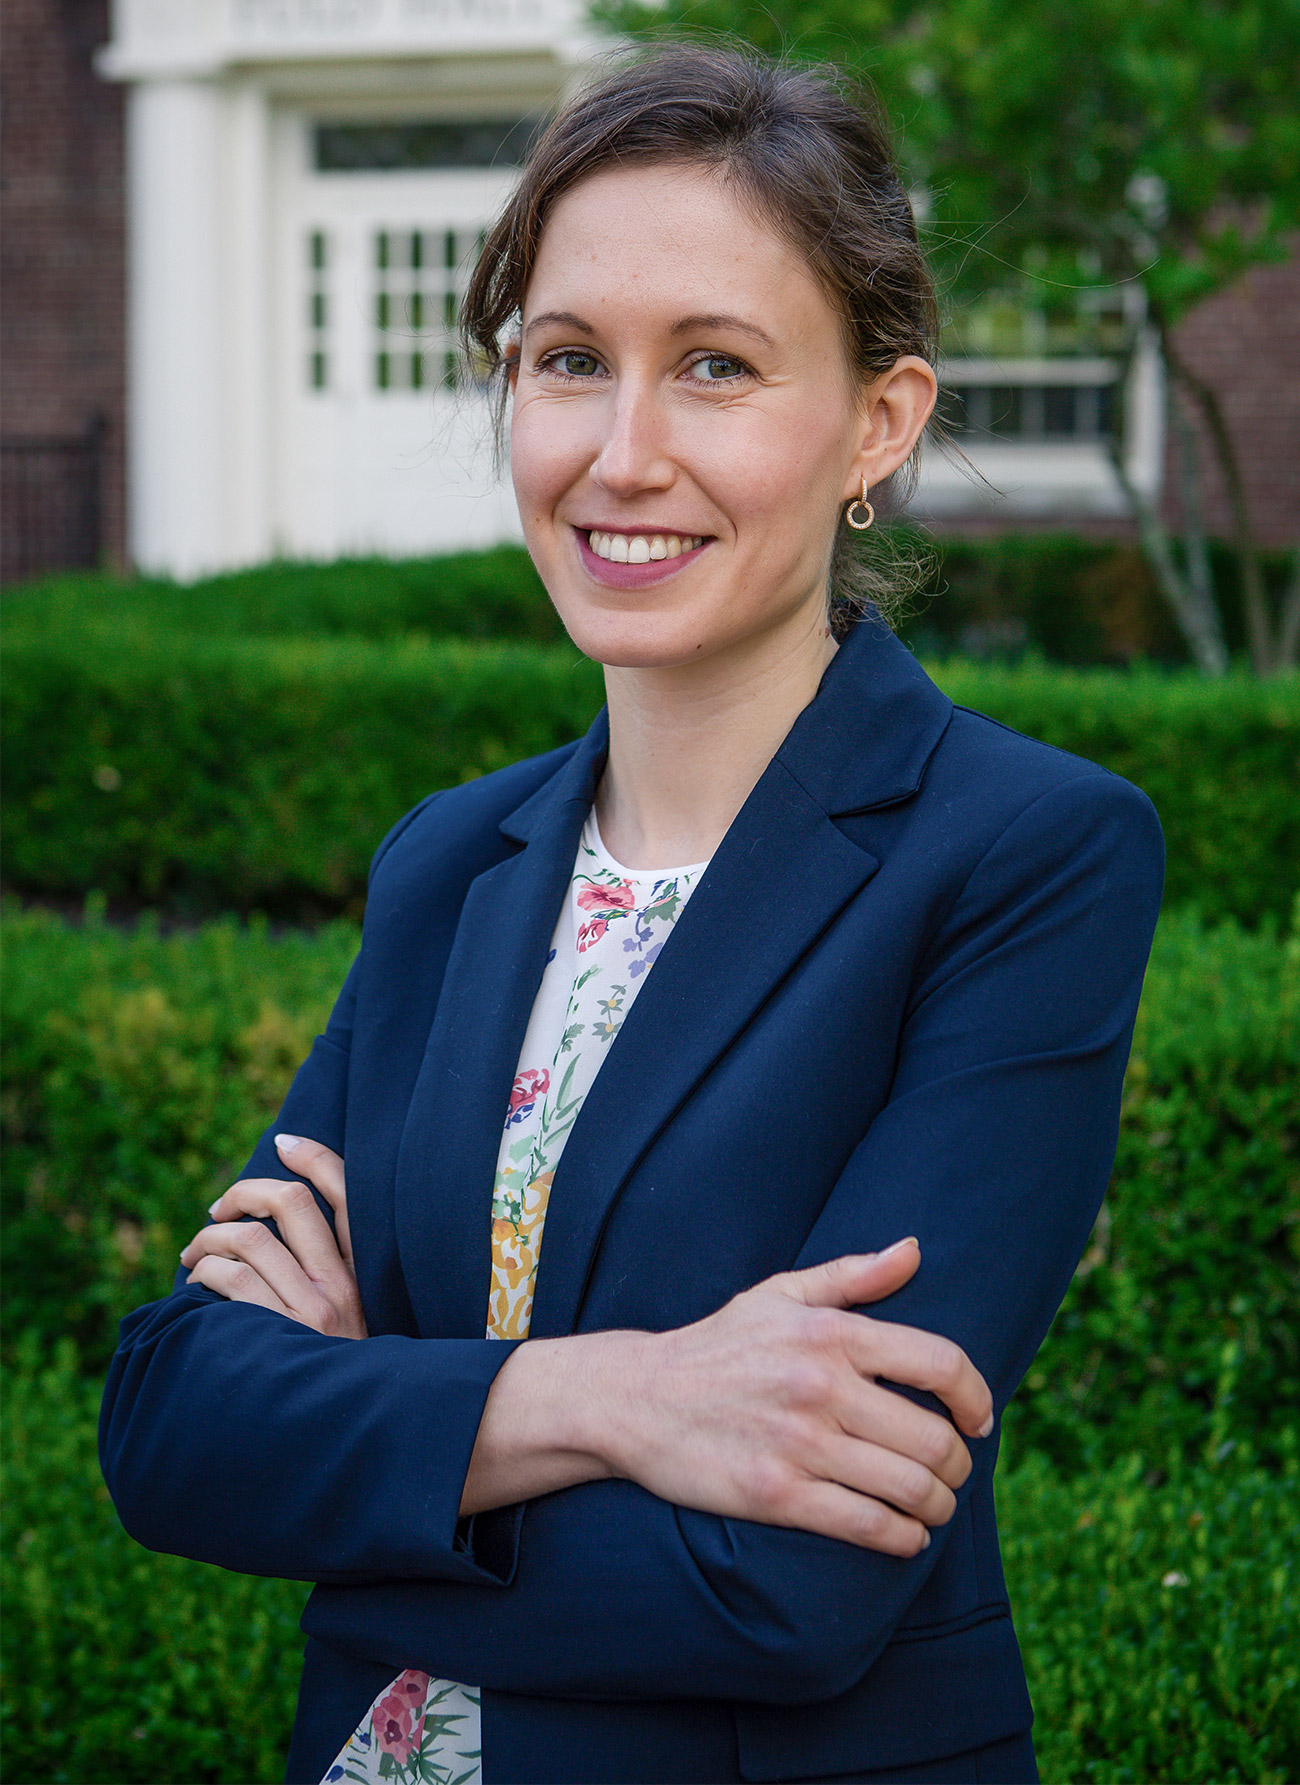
[
  {"x1": 4, "y1": 617, "x2": 1297, "y2": 922},
  {"x1": 3, "y1": 904, "x2": 1296, "y2": 1469},
  {"x1": 0, "y1": 902, "x2": 359, "y2": 1363},
  {"x1": 4, "y1": 1335, "x2": 1295, "y2": 1783},
  {"x1": 994, "y1": 1444, "x2": 1300, "y2": 1783},
  {"x1": 592, "y1": 0, "x2": 1300, "y2": 330},
  {"x1": 2, "y1": 546, "x2": 564, "y2": 645},
  {"x1": 1, "y1": 1334, "x2": 309, "y2": 1784},
  {"x1": 1, "y1": 632, "x2": 605, "y2": 918}
]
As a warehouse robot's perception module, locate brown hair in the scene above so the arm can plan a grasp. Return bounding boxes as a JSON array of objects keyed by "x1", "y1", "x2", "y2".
[{"x1": 461, "y1": 43, "x2": 938, "y2": 630}]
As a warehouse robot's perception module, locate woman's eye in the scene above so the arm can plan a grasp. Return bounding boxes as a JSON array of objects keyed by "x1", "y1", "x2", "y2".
[
  {"x1": 689, "y1": 355, "x2": 747, "y2": 383},
  {"x1": 547, "y1": 351, "x2": 602, "y2": 378}
]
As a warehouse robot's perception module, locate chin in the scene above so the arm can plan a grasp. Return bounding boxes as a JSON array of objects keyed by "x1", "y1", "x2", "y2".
[{"x1": 561, "y1": 615, "x2": 720, "y2": 670}]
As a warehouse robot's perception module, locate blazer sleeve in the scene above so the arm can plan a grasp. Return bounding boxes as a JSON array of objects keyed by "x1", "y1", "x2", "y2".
[
  {"x1": 98, "y1": 794, "x2": 523, "y2": 1588},
  {"x1": 302, "y1": 769, "x2": 1165, "y2": 1703}
]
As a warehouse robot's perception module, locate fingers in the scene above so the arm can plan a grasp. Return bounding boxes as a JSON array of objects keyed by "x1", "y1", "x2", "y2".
[
  {"x1": 272, "y1": 1134, "x2": 353, "y2": 1267},
  {"x1": 180, "y1": 1170, "x2": 367, "y2": 1338},
  {"x1": 836, "y1": 1378, "x2": 973, "y2": 1494},
  {"x1": 786, "y1": 1241, "x2": 920, "y2": 1309},
  {"x1": 817, "y1": 1429, "x2": 957, "y2": 1528},
  {"x1": 769, "y1": 1246, "x2": 993, "y2": 1440},
  {"x1": 754, "y1": 1472, "x2": 932, "y2": 1557},
  {"x1": 184, "y1": 1252, "x2": 293, "y2": 1317},
  {"x1": 193, "y1": 1177, "x2": 349, "y2": 1287},
  {"x1": 839, "y1": 1317, "x2": 993, "y2": 1440},
  {"x1": 181, "y1": 1217, "x2": 348, "y2": 1333}
]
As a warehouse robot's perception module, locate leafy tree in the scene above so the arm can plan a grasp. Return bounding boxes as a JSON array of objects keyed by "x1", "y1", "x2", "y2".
[{"x1": 594, "y1": 0, "x2": 1300, "y2": 672}]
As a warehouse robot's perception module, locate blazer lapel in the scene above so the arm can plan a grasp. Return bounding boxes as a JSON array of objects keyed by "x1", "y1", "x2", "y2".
[
  {"x1": 393, "y1": 719, "x2": 608, "y2": 1339},
  {"x1": 528, "y1": 622, "x2": 954, "y2": 1339},
  {"x1": 527, "y1": 762, "x2": 878, "y2": 1338}
]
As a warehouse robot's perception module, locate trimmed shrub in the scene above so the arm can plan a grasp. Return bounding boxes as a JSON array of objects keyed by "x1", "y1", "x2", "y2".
[
  {"x1": 8, "y1": 535, "x2": 1296, "y2": 665},
  {"x1": 1, "y1": 546, "x2": 564, "y2": 646},
  {"x1": 3, "y1": 902, "x2": 1296, "y2": 1471},
  {"x1": 2, "y1": 1335, "x2": 308, "y2": 1784},
  {"x1": 3, "y1": 1337, "x2": 1295, "y2": 1784},
  {"x1": 0, "y1": 902, "x2": 359, "y2": 1362},
  {"x1": 994, "y1": 1444, "x2": 1300, "y2": 1784},
  {"x1": 4, "y1": 626, "x2": 1296, "y2": 922},
  {"x1": 2, "y1": 634, "x2": 605, "y2": 919}
]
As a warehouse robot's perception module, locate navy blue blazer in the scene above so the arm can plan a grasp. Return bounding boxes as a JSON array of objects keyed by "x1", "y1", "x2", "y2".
[{"x1": 101, "y1": 618, "x2": 1164, "y2": 1785}]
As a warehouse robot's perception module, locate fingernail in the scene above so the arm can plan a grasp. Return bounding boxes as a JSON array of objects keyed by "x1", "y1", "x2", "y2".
[
  {"x1": 880, "y1": 1236, "x2": 919, "y2": 1257},
  {"x1": 920, "y1": 1530, "x2": 931, "y2": 1549},
  {"x1": 207, "y1": 1201, "x2": 221, "y2": 1217},
  {"x1": 979, "y1": 1414, "x2": 995, "y2": 1438},
  {"x1": 275, "y1": 1133, "x2": 304, "y2": 1152}
]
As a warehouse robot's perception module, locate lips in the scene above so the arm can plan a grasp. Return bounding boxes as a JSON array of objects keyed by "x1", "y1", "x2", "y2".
[{"x1": 574, "y1": 526, "x2": 711, "y2": 589}]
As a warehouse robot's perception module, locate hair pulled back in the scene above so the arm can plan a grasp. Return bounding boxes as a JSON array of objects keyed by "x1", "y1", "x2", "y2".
[{"x1": 461, "y1": 43, "x2": 938, "y2": 630}]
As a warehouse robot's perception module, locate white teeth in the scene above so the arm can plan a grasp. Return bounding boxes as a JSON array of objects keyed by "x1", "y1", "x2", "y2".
[{"x1": 587, "y1": 531, "x2": 704, "y2": 563}]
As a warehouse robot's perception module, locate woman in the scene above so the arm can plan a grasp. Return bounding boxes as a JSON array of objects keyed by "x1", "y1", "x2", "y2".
[{"x1": 101, "y1": 47, "x2": 1164, "y2": 1785}]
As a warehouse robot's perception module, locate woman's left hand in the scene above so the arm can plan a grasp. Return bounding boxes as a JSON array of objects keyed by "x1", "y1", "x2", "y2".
[{"x1": 178, "y1": 1135, "x2": 367, "y2": 1339}]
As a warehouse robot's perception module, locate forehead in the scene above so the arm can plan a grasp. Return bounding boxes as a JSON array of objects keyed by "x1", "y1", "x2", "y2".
[{"x1": 523, "y1": 161, "x2": 842, "y2": 344}]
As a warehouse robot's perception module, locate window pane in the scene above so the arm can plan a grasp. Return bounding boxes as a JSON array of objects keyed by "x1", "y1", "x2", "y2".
[
  {"x1": 1043, "y1": 387, "x2": 1077, "y2": 435},
  {"x1": 986, "y1": 387, "x2": 1022, "y2": 436},
  {"x1": 315, "y1": 118, "x2": 541, "y2": 172}
]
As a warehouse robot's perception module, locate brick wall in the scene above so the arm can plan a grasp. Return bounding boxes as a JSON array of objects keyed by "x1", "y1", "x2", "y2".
[
  {"x1": 1162, "y1": 241, "x2": 1300, "y2": 552},
  {"x1": 1, "y1": 0, "x2": 126, "y2": 574}
]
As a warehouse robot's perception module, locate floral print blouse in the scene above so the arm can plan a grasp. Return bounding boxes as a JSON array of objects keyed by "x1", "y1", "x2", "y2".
[{"x1": 322, "y1": 810, "x2": 709, "y2": 1785}]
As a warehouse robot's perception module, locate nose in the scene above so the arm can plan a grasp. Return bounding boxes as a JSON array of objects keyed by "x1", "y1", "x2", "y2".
[{"x1": 589, "y1": 378, "x2": 675, "y2": 498}]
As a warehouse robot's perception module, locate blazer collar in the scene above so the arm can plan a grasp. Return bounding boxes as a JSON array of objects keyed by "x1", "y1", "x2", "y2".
[{"x1": 775, "y1": 616, "x2": 953, "y2": 818}]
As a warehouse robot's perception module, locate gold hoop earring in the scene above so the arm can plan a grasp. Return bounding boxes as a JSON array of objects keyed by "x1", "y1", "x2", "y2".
[{"x1": 845, "y1": 479, "x2": 875, "y2": 531}]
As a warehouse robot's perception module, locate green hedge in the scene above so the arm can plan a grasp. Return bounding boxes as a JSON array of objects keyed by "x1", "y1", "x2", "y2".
[
  {"x1": 3, "y1": 1337, "x2": 1295, "y2": 1784},
  {"x1": 3, "y1": 902, "x2": 1296, "y2": 1470},
  {"x1": 4, "y1": 625, "x2": 1296, "y2": 921},
  {"x1": 2, "y1": 634, "x2": 604, "y2": 919},
  {"x1": 9, "y1": 535, "x2": 1296, "y2": 664},
  {"x1": 1, "y1": 546, "x2": 565, "y2": 646}
]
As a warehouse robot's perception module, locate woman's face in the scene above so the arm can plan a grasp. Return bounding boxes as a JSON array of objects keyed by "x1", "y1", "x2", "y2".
[{"x1": 509, "y1": 160, "x2": 933, "y2": 673}]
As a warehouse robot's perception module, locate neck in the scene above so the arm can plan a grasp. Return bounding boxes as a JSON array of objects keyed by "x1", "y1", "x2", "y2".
[{"x1": 594, "y1": 604, "x2": 837, "y2": 870}]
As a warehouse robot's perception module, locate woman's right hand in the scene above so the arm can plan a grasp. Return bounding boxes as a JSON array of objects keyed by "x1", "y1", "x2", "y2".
[{"x1": 596, "y1": 1240, "x2": 992, "y2": 1556}]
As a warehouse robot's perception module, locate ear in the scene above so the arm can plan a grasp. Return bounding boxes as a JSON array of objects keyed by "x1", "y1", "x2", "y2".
[
  {"x1": 504, "y1": 336, "x2": 522, "y2": 392},
  {"x1": 841, "y1": 356, "x2": 938, "y2": 501}
]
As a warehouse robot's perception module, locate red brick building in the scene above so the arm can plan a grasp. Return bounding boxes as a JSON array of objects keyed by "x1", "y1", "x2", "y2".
[{"x1": 2, "y1": 0, "x2": 126, "y2": 578}]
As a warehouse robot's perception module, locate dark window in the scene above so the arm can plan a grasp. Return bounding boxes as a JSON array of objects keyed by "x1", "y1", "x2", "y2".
[
  {"x1": 986, "y1": 386, "x2": 1022, "y2": 437},
  {"x1": 1043, "y1": 385, "x2": 1077, "y2": 435},
  {"x1": 938, "y1": 382, "x2": 1118, "y2": 440},
  {"x1": 315, "y1": 119, "x2": 541, "y2": 172}
]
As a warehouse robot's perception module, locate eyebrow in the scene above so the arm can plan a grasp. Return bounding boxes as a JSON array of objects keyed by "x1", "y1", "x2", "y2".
[
  {"x1": 670, "y1": 312, "x2": 777, "y2": 349},
  {"x1": 522, "y1": 309, "x2": 777, "y2": 349}
]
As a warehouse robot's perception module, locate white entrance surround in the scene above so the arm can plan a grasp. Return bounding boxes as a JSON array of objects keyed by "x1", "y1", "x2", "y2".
[
  {"x1": 100, "y1": 0, "x2": 590, "y2": 579},
  {"x1": 100, "y1": 3, "x2": 1162, "y2": 579}
]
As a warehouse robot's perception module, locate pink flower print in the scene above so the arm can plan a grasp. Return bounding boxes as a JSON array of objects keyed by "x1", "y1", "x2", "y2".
[
  {"x1": 576, "y1": 916, "x2": 608, "y2": 952},
  {"x1": 506, "y1": 1067, "x2": 550, "y2": 1127},
  {"x1": 373, "y1": 1670, "x2": 430, "y2": 1763},
  {"x1": 577, "y1": 878, "x2": 636, "y2": 912}
]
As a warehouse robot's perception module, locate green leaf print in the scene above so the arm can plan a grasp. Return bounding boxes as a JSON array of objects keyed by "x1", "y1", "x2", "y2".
[
  {"x1": 559, "y1": 1021, "x2": 584, "y2": 1053},
  {"x1": 644, "y1": 885, "x2": 682, "y2": 923}
]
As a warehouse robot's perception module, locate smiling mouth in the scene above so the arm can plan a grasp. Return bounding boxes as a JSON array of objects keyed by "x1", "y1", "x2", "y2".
[{"x1": 584, "y1": 528, "x2": 708, "y2": 564}]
